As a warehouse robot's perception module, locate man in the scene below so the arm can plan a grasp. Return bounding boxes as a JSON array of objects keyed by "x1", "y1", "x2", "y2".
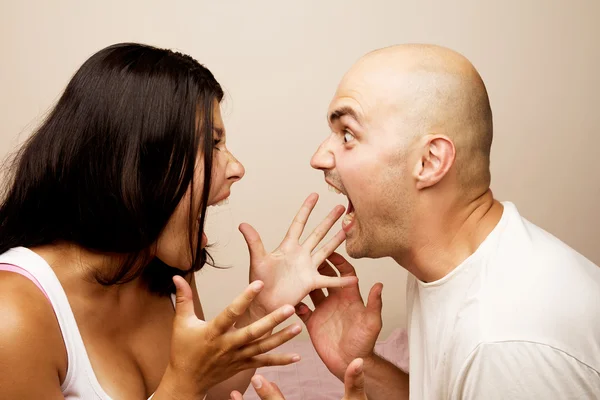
[
  {"x1": 237, "y1": 43, "x2": 600, "y2": 399},
  {"x1": 297, "y1": 43, "x2": 600, "y2": 399}
]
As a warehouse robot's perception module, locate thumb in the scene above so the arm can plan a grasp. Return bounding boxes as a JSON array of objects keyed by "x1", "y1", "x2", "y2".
[
  {"x1": 295, "y1": 302, "x2": 313, "y2": 325},
  {"x1": 229, "y1": 390, "x2": 244, "y2": 400},
  {"x1": 251, "y1": 375, "x2": 286, "y2": 399},
  {"x1": 344, "y1": 358, "x2": 366, "y2": 399},
  {"x1": 366, "y1": 283, "x2": 383, "y2": 315},
  {"x1": 239, "y1": 223, "x2": 267, "y2": 260},
  {"x1": 173, "y1": 275, "x2": 195, "y2": 319}
]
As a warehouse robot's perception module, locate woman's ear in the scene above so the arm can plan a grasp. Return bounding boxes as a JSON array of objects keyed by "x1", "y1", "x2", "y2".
[{"x1": 413, "y1": 134, "x2": 456, "y2": 190}]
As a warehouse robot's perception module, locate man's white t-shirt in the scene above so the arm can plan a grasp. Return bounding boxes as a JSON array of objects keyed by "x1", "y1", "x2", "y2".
[{"x1": 406, "y1": 202, "x2": 600, "y2": 399}]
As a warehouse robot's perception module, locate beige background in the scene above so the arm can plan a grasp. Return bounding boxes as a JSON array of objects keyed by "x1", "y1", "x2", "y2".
[{"x1": 1, "y1": 0, "x2": 598, "y2": 339}]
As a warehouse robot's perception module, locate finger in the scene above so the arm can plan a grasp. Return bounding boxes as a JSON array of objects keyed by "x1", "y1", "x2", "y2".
[
  {"x1": 317, "y1": 260, "x2": 337, "y2": 276},
  {"x1": 344, "y1": 358, "x2": 367, "y2": 399},
  {"x1": 246, "y1": 353, "x2": 301, "y2": 370},
  {"x1": 327, "y1": 252, "x2": 358, "y2": 277},
  {"x1": 232, "y1": 305, "x2": 296, "y2": 347},
  {"x1": 212, "y1": 281, "x2": 265, "y2": 333},
  {"x1": 230, "y1": 391, "x2": 244, "y2": 400},
  {"x1": 173, "y1": 275, "x2": 195, "y2": 319},
  {"x1": 312, "y1": 229, "x2": 346, "y2": 264},
  {"x1": 295, "y1": 302, "x2": 313, "y2": 324},
  {"x1": 317, "y1": 260, "x2": 341, "y2": 295},
  {"x1": 302, "y1": 204, "x2": 345, "y2": 251},
  {"x1": 239, "y1": 323, "x2": 302, "y2": 358},
  {"x1": 239, "y1": 223, "x2": 267, "y2": 260},
  {"x1": 366, "y1": 283, "x2": 384, "y2": 315},
  {"x1": 251, "y1": 375, "x2": 286, "y2": 400},
  {"x1": 284, "y1": 193, "x2": 319, "y2": 241},
  {"x1": 314, "y1": 274, "x2": 358, "y2": 291},
  {"x1": 271, "y1": 383, "x2": 284, "y2": 396},
  {"x1": 309, "y1": 289, "x2": 326, "y2": 306},
  {"x1": 326, "y1": 253, "x2": 365, "y2": 300}
]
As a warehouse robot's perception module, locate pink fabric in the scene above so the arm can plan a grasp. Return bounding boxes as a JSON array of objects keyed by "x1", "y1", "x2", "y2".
[
  {"x1": 243, "y1": 328, "x2": 409, "y2": 399},
  {"x1": 0, "y1": 263, "x2": 50, "y2": 300}
]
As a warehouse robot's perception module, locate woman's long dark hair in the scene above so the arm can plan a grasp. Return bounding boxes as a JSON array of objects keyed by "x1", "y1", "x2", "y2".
[{"x1": 0, "y1": 43, "x2": 223, "y2": 295}]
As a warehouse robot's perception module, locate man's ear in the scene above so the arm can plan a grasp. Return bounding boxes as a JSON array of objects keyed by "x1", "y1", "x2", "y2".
[{"x1": 413, "y1": 134, "x2": 456, "y2": 190}]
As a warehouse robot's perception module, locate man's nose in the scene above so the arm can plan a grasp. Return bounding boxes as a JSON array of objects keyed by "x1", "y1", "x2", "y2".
[{"x1": 310, "y1": 137, "x2": 335, "y2": 170}]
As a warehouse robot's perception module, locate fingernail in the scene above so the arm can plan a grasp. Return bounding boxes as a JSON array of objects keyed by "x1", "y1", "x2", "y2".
[
  {"x1": 356, "y1": 359, "x2": 364, "y2": 373},
  {"x1": 251, "y1": 376, "x2": 262, "y2": 389},
  {"x1": 290, "y1": 324, "x2": 302, "y2": 334},
  {"x1": 282, "y1": 305, "x2": 295, "y2": 316},
  {"x1": 251, "y1": 281, "x2": 264, "y2": 292},
  {"x1": 292, "y1": 355, "x2": 301, "y2": 362}
]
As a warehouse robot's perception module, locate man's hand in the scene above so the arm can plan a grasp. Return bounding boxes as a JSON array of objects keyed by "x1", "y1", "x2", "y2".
[
  {"x1": 296, "y1": 252, "x2": 383, "y2": 380},
  {"x1": 239, "y1": 193, "x2": 358, "y2": 317},
  {"x1": 229, "y1": 358, "x2": 368, "y2": 400}
]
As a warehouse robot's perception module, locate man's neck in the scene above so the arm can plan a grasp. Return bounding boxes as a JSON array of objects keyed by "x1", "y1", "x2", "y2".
[{"x1": 395, "y1": 189, "x2": 503, "y2": 283}]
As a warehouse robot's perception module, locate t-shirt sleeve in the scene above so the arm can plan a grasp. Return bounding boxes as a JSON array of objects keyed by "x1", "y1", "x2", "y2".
[{"x1": 451, "y1": 341, "x2": 600, "y2": 400}]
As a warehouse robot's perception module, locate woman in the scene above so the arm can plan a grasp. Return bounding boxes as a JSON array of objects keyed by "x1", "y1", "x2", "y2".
[{"x1": 0, "y1": 43, "x2": 354, "y2": 399}]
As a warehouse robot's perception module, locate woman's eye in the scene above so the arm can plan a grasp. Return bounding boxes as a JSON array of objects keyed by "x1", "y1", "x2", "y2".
[
  {"x1": 343, "y1": 131, "x2": 355, "y2": 143},
  {"x1": 213, "y1": 139, "x2": 222, "y2": 149}
]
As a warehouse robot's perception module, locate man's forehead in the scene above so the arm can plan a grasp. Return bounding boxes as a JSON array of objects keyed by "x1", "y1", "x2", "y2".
[
  {"x1": 327, "y1": 75, "x2": 386, "y2": 127},
  {"x1": 327, "y1": 95, "x2": 364, "y2": 124},
  {"x1": 328, "y1": 75, "x2": 371, "y2": 123},
  {"x1": 330, "y1": 68, "x2": 416, "y2": 126}
]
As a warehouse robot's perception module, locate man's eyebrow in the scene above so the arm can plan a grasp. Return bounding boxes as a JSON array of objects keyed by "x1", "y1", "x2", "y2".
[{"x1": 328, "y1": 106, "x2": 361, "y2": 125}]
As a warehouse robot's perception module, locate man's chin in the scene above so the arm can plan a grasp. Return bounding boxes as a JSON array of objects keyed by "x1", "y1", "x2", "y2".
[
  {"x1": 345, "y1": 236, "x2": 389, "y2": 260},
  {"x1": 345, "y1": 238, "x2": 368, "y2": 259}
]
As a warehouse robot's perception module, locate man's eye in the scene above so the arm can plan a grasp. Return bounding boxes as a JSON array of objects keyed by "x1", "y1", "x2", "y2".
[{"x1": 343, "y1": 131, "x2": 355, "y2": 143}]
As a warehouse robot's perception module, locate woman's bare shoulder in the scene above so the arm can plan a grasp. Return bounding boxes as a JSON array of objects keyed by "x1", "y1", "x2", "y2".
[{"x1": 0, "y1": 271, "x2": 67, "y2": 398}]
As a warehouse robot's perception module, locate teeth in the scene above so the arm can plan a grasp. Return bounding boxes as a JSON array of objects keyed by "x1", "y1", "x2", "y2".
[
  {"x1": 343, "y1": 212, "x2": 354, "y2": 227},
  {"x1": 328, "y1": 184, "x2": 342, "y2": 194}
]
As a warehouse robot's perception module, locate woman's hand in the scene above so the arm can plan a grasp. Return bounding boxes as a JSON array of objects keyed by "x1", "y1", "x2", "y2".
[
  {"x1": 160, "y1": 276, "x2": 302, "y2": 398},
  {"x1": 239, "y1": 193, "x2": 358, "y2": 315}
]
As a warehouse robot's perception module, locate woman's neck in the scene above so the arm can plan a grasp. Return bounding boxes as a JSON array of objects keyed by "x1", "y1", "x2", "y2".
[{"x1": 30, "y1": 243, "x2": 150, "y2": 304}]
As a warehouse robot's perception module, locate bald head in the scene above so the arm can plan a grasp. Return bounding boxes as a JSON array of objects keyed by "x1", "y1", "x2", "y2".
[{"x1": 335, "y1": 44, "x2": 493, "y2": 192}]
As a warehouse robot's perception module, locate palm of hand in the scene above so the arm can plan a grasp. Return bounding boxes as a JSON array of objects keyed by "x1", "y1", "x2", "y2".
[
  {"x1": 305, "y1": 288, "x2": 381, "y2": 380},
  {"x1": 250, "y1": 245, "x2": 321, "y2": 311},
  {"x1": 239, "y1": 194, "x2": 358, "y2": 314}
]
